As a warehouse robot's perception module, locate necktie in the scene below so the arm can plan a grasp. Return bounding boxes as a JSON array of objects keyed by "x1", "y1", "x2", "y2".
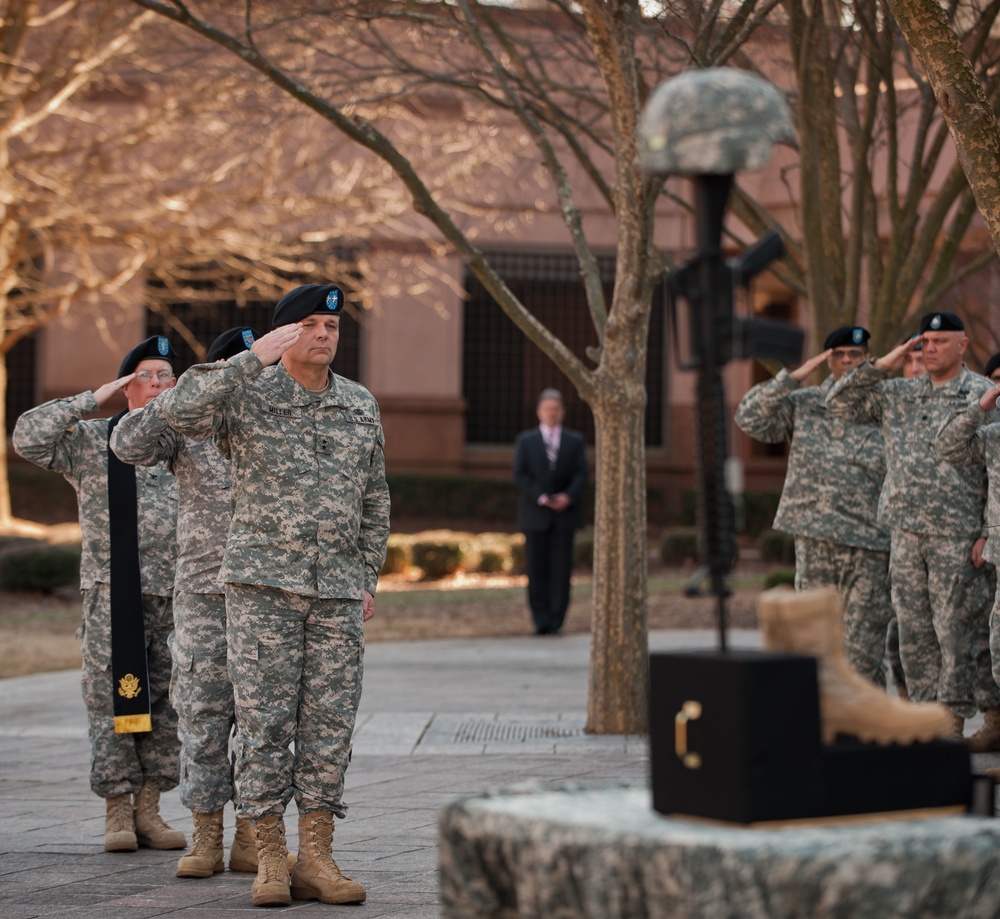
[{"x1": 545, "y1": 434, "x2": 558, "y2": 468}]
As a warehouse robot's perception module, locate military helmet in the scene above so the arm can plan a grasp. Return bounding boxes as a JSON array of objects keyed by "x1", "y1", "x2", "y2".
[{"x1": 638, "y1": 68, "x2": 793, "y2": 176}]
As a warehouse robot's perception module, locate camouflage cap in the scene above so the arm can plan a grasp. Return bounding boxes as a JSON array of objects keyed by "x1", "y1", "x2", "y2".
[{"x1": 638, "y1": 68, "x2": 793, "y2": 176}]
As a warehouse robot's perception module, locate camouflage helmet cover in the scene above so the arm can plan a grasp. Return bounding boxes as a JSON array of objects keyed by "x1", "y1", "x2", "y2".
[{"x1": 638, "y1": 68, "x2": 793, "y2": 176}]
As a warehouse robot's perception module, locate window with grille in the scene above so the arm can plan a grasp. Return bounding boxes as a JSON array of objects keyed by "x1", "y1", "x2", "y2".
[
  {"x1": 463, "y1": 251, "x2": 666, "y2": 446},
  {"x1": 5, "y1": 334, "x2": 37, "y2": 434}
]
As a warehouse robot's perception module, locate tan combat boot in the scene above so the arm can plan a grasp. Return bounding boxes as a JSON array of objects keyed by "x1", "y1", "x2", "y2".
[
  {"x1": 230, "y1": 815, "x2": 258, "y2": 873},
  {"x1": 290, "y1": 811, "x2": 366, "y2": 905},
  {"x1": 945, "y1": 710, "x2": 965, "y2": 741},
  {"x1": 231, "y1": 813, "x2": 298, "y2": 873},
  {"x1": 968, "y1": 707, "x2": 1000, "y2": 752},
  {"x1": 758, "y1": 587, "x2": 955, "y2": 745},
  {"x1": 251, "y1": 814, "x2": 292, "y2": 907},
  {"x1": 133, "y1": 780, "x2": 187, "y2": 850},
  {"x1": 176, "y1": 809, "x2": 224, "y2": 878},
  {"x1": 104, "y1": 793, "x2": 138, "y2": 852}
]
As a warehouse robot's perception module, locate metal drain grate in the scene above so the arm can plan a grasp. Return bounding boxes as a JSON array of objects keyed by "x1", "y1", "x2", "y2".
[{"x1": 453, "y1": 719, "x2": 584, "y2": 744}]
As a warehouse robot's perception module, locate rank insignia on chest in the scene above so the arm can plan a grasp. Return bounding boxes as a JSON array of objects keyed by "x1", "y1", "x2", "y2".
[{"x1": 266, "y1": 405, "x2": 294, "y2": 417}]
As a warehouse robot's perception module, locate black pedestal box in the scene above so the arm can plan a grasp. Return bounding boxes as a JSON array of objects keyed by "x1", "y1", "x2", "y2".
[{"x1": 649, "y1": 650, "x2": 974, "y2": 824}]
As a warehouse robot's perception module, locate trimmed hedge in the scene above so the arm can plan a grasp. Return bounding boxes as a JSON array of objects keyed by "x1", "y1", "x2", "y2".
[
  {"x1": 759, "y1": 528, "x2": 795, "y2": 565},
  {"x1": 764, "y1": 568, "x2": 796, "y2": 589},
  {"x1": 0, "y1": 543, "x2": 81, "y2": 592},
  {"x1": 660, "y1": 527, "x2": 699, "y2": 566}
]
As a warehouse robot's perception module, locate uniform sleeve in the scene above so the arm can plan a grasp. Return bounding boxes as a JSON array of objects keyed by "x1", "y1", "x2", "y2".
[
  {"x1": 825, "y1": 361, "x2": 885, "y2": 424},
  {"x1": 160, "y1": 350, "x2": 263, "y2": 441},
  {"x1": 12, "y1": 392, "x2": 98, "y2": 476},
  {"x1": 109, "y1": 399, "x2": 180, "y2": 467},
  {"x1": 935, "y1": 403, "x2": 989, "y2": 468},
  {"x1": 359, "y1": 423, "x2": 391, "y2": 596},
  {"x1": 733, "y1": 369, "x2": 798, "y2": 443}
]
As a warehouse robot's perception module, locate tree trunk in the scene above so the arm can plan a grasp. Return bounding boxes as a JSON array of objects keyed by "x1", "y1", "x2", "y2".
[
  {"x1": 885, "y1": 0, "x2": 1000, "y2": 258},
  {"x1": 0, "y1": 350, "x2": 11, "y2": 528},
  {"x1": 587, "y1": 362, "x2": 649, "y2": 736}
]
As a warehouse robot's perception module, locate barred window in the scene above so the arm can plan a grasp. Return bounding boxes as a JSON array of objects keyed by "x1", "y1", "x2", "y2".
[
  {"x1": 5, "y1": 334, "x2": 38, "y2": 434},
  {"x1": 463, "y1": 251, "x2": 665, "y2": 446}
]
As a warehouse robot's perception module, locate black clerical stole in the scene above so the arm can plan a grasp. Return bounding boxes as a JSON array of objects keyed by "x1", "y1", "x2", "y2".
[{"x1": 107, "y1": 411, "x2": 151, "y2": 734}]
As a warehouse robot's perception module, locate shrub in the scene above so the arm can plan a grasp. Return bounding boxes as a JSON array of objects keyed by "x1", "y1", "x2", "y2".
[
  {"x1": 764, "y1": 568, "x2": 796, "y2": 589},
  {"x1": 476, "y1": 548, "x2": 506, "y2": 573},
  {"x1": 659, "y1": 527, "x2": 699, "y2": 566},
  {"x1": 0, "y1": 543, "x2": 81, "y2": 592},
  {"x1": 508, "y1": 535, "x2": 526, "y2": 574},
  {"x1": 741, "y1": 491, "x2": 781, "y2": 537},
  {"x1": 410, "y1": 539, "x2": 465, "y2": 580},
  {"x1": 759, "y1": 528, "x2": 795, "y2": 565},
  {"x1": 381, "y1": 541, "x2": 409, "y2": 575},
  {"x1": 573, "y1": 528, "x2": 594, "y2": 569},
  {"x1": 0, "y1": 535, "x2": 44, "y2": 553}
]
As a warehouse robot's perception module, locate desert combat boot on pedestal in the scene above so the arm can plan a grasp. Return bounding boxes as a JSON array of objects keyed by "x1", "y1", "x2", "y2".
[
  {"x1": 176, "y1": 809, "x2": 224, "y2": 878},
  {"x1": 133, "y1": 780, "x2": 187, "y2": 849},
  {"x1": 758, "y1": 586, "x2": 955, "y2": 744},
  {"x1": 104, "y1": 793, "x2": 138, "y2": 852},
  {"x1": 290, "y1": 811, "x2": 366, "y2": 904},
  {"x1": 251, "y1": 814, "x2": 292, "y2": 907},
  {"x1": 968, "y1": 707, "x2": 1000, "y2": 752}
]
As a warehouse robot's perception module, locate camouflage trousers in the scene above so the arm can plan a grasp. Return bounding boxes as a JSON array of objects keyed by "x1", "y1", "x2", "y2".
[
  {"x1": 890, "y1": 530, "x2": 1000, "y2": 717},
  {"x1": 169, "y1": 591, "x2": 235, "y2": 813},
  {"x1": 793, "y1": 536, "x2": 892, "y2": 686},
  {"x1": 226, "y1": 583, "x2": 364, "y2": 820},
  {"x1": 80, "y1": 584, "x2": 180, "y2": 798}
]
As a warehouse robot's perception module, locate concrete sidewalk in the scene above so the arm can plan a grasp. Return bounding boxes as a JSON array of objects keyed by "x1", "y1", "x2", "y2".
[
  {"x1": 3, "y1": 628, "x2": 995, "y2": 917},
  {"x1": 0, "y1": 629, "x2": 759, "y2": 918}
]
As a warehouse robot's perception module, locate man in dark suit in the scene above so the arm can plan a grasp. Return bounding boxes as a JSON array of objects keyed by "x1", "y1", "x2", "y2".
[{"x1": 513, "y1": 388, "x2": 589, "y2": 635}]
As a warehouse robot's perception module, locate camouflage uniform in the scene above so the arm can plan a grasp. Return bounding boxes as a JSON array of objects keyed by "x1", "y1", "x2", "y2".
[
  {"x1": 735, "y1": 370, "x2": 892, "y2": 684},
  {"x1": 827, "y1": 362, "x2": 999, "y2": 717},
  {"x1": 12, "y1": 392, "x2": 179, "y2": 798},
  {"x1": 159, "y1": 350, "x2": 390, "y2": 820},
  {"x1": 936, "y1": 402, "x2": 1000, "y2": 690},
  {"x1": 111, "y1": 399, "x2": 235, "y2": 813}
]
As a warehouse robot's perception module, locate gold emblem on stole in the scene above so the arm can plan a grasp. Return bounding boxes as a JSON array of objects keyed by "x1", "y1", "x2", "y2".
[{"x1": 118, "y1": 673, "x2": 142, "y2": 699}]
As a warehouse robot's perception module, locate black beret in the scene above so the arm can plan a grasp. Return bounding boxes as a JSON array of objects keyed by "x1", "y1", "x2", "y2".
[
  {"x1": 985, "y1": 352, "x2": 1000, "y2": 379},
  {"x1": 206, "y1": 326, "x2": 260, "y2": 362},
  {"x1": 919, "y1": 311, "x2": 964, "y2": 333},
  {"x1": 118, "y1": 335, "x2": 176, "y2": 378},
  {"x1": 272, "y1": 284, "x2": 344, "y2": 328},
  {"x1": 823, "y1": 326, "x2": 870, "y2": 350}
]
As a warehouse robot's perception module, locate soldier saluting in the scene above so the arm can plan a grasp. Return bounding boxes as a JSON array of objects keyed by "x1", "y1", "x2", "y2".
[
  {"x1": 155, "y1": 285, "x2": 390, "y2": 908},
  {"x1": 735, "y1": 326, "x2": 893, "y2": 687},
  {"x1": 827, "y1": 311, "x2": 1000, "y2": 749},
  {"x1": 13, "y1": 336, "x2": 185, "y2": 853}
]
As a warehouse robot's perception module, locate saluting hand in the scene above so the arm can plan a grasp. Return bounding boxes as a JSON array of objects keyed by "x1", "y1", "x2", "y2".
[
  {"x1": 790, "y1": 349, "x2": 832, "y2": 383},
  {"x1": 251, "y1": 324, "x2": 303, "y2": 367},
  {"x1": 874, "y1": 335, "x2": 921, "y2": 373},
  {"x1": 980, "y1": 385, "x2": 1000, "y2": 413},
  {"x1": 93, "y1": 374, "x2": 136, "y2": 408}
]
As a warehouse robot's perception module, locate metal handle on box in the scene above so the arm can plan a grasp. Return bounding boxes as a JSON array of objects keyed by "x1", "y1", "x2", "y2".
[{"x1": 675, "y1": 700, "x2": 703, "y2": 769}]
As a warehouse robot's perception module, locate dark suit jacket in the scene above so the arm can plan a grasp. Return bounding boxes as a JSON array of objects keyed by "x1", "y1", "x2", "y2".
[{"x1": 513, "y1": 426, "x2": 588, "y2": 532}]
